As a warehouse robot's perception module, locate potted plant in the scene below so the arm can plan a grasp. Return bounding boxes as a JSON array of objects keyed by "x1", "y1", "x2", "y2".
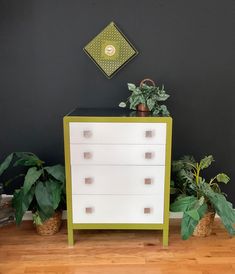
[
  {"x1": 119, "y1": 78, "x2": 170, "y2": 116},
  {"x1": 0, "y1": 152, "x2": 65, "y2": 235},
  {"x1": 170, "y1": 155, "x2": 235, "y2": 239}
]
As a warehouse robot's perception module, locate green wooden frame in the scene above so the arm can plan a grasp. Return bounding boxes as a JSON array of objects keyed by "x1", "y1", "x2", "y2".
[{"x1": 63, "y1": 116, "x2": 173, "y2": 247}]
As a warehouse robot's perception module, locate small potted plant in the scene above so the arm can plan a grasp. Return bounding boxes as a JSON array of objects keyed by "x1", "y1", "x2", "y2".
[
  {"x1": 0, "y1": 152, "x2": 65, "y2": 235},
  {"x1": 170, "y1": 155, "x2": 235, "y2": 239},
  {"x1": 119, "y1": 78, "x2": 170, "y2": 116}
]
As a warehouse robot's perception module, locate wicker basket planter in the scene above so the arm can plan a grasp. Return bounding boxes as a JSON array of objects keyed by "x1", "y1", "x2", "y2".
[
  {"x1": 193, "y1": 210, "x2": 215, "y2": 237},
  {"x1": 35, "y1": 211, "x2": 62, "y2": 236}
]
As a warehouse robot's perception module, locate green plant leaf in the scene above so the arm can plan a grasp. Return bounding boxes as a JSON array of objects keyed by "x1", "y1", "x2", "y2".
[
  {"x1": 132, "y1": 87, "x2": 142, "y2": 95},
  {"x1": 139, "y1": 95, "x2": 146, "y2": 104},
  {"x1": 170, "y1": 196, "x2": 198, "y2": 212},
  {"x1": 14, "y1": 152, "x2": 44, "y2": 167},
  {"x1": 181, "y1": 155, "x2": 196, "y2": 169},
  {"x1": 152, "y1": 109, "x2": 160, "y2": 116},
  {"x1": 159, "y1": 105, "x2": 170, "y2": 116},
  {"x1": 170, "y1": 188, "x2": 177, "y2": 194},
  {"x1": 36, "y1": 208, "x2": 50, "y2": 223},
  {"x1": 186, "y1": 209, "x2": 200, "y2": 221},
  {"x1": 119, "y1": 102, "x2": 126, "y2": 108},
  {"x1": 181, "y1": 212, "x2": 198, "y2": 240},
  {"x1": 216, "y1": 173, "x2": 230, "y2": 184},
  {"x1": 180, "y1": 201, "x2": 207, "y2": 239},
  {"x1": 146, "y1": 98, "x2": 155, "y2": 111},
  {"x1": 12, "y1": 187, "x2": 35, "y2": 225},
  {"x1": 45, "y1": 165, "x2": 65, "y2": 183},
  {"x1": 155, "y1": 94, "x2": 170, "y2": 101},
  {"x1": 140, "y1": 83, "x2": 151, "y2": 92},
  {"x1": 35, "y1": 181, "x2": 54, "y2": 219},
  {"x1": 200, "y1": 155, "x2": 214, "y2": 170},
  {"x1": 127, "y1": 83, "x2": 136, "y2": 92},
  {"x1": 23, "y1": 167, "x2": 43, "y2": 195},
  {"x1": 46, "y1": 179, "x2": 62, "y2": 210},
  {"x1": 170, "y1": 180, "x2": 177, "y2": 194},
  {"x1": 172, "y1": 160, "x2": 184, "y2": 172},
  {"x1": 200, "y1": 182, "x2": 235, "y2": 235},
  {"x1": 178, "y1": 169, "x2": 194, "y2": 184},
  {"x1": 130, "y1": 95, "x2": 142, "y2": 110},
  {"x1": 0, "y1": 153, "x2": 14, "y2": 177},
  {"x1": 32, "y1": 211, "x2": 43, "y2": 225}
]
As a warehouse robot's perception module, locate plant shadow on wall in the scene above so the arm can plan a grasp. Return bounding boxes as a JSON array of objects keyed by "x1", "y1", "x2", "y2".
[
  {"x1": 170, "y1": 155, "x2": 235, "y2": 239},
  {"x1": 0, "y1": 152, "x2": 65, "y2": 235},
  {"x1": 119, "y1": 79, "x2": 170, "y2": 116}
]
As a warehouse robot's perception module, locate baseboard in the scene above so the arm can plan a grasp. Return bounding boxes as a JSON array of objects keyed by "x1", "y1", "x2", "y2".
[{"x1": 22, "y1": 210, "x2": 68, "y2": 220}]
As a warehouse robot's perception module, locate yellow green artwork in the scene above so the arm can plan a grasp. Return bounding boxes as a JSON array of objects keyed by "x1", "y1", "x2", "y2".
[{"x1": 84, "y1": 22, "x2": 138, "y2": 79}]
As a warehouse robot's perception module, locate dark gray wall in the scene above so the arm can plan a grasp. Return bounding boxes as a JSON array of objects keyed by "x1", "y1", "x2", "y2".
[{"x1": 0, "y1": 0, "x2": 235, "y2": 203}]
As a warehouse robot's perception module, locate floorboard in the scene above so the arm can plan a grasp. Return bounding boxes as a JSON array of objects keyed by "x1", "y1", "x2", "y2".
[{"x1": 0, "y1": 219, "x2": 234, "y2": 274}]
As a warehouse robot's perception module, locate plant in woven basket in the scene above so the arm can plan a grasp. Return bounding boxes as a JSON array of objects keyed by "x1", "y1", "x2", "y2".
[
  {"x1": 119, "y1": 79, "x2": 170, "y2": 116},
  {"x1": 170, "y1": 155, "x2": 235, "y2": 240},
  {"x1": 0, "y1": 152, "x2": 65, "y2": 226}
]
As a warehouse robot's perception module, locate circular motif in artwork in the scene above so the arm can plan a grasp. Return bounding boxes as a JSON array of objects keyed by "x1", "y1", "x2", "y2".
[{"x1": 104, "y1": 44, "x2": 116, "y2": 56}]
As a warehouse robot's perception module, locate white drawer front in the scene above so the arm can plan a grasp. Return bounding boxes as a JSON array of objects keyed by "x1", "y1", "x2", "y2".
[
  {"x1": 70, "y1": 122, "x2": 166, "y2": 145},
  {"x1": 71, "y1": 166, "x2": 165, "y2": 195},
  {"x1": 70, "y1": 144, "x2": 166, "y2": 166},
  {"x1": 72, "y1": 195, "x2": 164, "y2": 224}
]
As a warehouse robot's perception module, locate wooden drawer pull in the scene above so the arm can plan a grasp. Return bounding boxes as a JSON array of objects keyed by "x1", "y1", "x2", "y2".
[
  {"x1": 145, "y1": 152, "x2": 154, "y2": 159},
  {"x1": 83, "y1": 130, "x2": 92, "y2": 138},
  {"x1": 85, "y1": 207, "x2": 93, "y2": 214},
  {"x1": 84, "y1": 177, "x2": 93, "y2": 184},
  {"x1": 144, "y1": 207, "x2": 152, "y2": 214},
  {"x1": 144, "y1": 178, "x2": 153, "y2": 185},
  {"x1": 145, "y1": 130, "x2": 154, "y2": 138},
  {"x1": 83, "y1": 152, "x2": 92, "y2": 159}
]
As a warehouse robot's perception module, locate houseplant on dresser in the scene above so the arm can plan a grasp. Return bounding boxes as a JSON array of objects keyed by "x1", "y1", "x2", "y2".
[
  {"x1": 119, "y1": 78, "x2": 170, "y2": 116},
  {"x1": 0, "y1": 152, "x2": 65, "y2": 235},
  {"x1": 170, "y1": 155, "x2": 235, "y2": 239}
]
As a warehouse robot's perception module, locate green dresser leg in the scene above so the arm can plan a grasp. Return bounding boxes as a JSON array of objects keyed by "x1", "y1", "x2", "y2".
[
  {"x1": 68, "y1": 228, "x2": 74, "y2": 246},
  {"x1": 163, "y1": 227, "x2": 169, "y2": 247}
]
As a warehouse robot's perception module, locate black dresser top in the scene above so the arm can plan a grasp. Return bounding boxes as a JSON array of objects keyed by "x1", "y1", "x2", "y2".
[{"x1": 66, "y1": 108, "x2": 168, "y2": 118}]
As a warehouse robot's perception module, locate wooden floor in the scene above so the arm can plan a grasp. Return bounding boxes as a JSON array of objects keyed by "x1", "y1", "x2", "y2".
[{"x1": 0, "y1": 219, "x2": 234, "y2": 274}]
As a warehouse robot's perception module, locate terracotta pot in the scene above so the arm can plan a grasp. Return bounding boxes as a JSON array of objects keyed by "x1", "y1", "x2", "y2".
[
  {"x1": 193, "y1": 210, "x2": 215, "y2": 237},
  {"x1": 35, "y1": 211, "x2": 62, "y2": 236},
  {"x1": 137, "y1": 104, "x2": 149, "y2": 112}
]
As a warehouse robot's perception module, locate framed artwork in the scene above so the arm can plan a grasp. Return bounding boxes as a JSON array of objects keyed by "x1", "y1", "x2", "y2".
[{"x1": 84, "y1": 22, "x2": 138, "y2": 79}]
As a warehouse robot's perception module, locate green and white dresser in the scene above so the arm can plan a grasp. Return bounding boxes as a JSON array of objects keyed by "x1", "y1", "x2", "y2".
[{"x1": 63, "y1": 108, "x2": 173, "y2": 246}]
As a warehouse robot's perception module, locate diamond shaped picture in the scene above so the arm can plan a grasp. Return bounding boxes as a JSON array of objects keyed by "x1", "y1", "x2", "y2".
[{"x1": 84, "y1": 22, "x2": 138, "y2": 79}]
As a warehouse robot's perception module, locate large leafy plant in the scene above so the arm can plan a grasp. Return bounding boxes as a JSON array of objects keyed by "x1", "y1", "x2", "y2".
[
  {"x1": 119, "y1": 82, "x2": 170, "y2": 116},
  {"x1": 170, "y1": 155, "x2": 235, "y2": 240},
  {"x1": 0, "y1": 152, "x2": 65, "y2": 225}
]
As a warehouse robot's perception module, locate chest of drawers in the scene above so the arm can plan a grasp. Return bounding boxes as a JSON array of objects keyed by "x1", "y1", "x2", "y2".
[{"x1": 63, "y1": 108, "x2": 172, "y2": 246}]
